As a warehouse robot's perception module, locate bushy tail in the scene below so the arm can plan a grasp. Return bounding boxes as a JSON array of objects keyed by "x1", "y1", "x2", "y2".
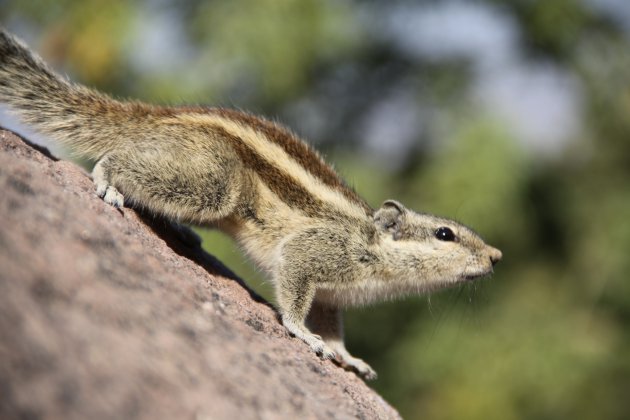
[{"x1": 0, "y1": 29, "x2": 148, "y2": 159}]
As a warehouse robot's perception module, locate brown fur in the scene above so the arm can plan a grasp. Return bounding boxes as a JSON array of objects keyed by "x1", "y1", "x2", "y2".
[{"x1": 212, "y1": 108, "x2": 372, "y2": 213}]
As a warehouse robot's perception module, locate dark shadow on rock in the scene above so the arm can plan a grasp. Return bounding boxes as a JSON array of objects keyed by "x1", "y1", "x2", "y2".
[{"x1": 136, "y1": 208, "x2": 270, "y2": 306}]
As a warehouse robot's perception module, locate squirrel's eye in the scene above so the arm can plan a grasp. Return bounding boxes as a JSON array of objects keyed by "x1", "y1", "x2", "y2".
[{"x1": 435, "y1": 227, "x2": 456, "y2": 242}]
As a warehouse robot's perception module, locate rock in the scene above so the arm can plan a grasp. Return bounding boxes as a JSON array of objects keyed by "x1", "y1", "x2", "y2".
[{"x1": 0, "y1": 129, "x2": 400, "y2": 420}]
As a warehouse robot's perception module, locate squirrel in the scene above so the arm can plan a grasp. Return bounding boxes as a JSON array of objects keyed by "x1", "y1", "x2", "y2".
[{"x1": 0, "y1": 29, "x2": 501, "y2": 380}]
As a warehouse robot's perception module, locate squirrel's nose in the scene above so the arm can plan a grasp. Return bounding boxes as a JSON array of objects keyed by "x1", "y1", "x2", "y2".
[{"x1": 488, "y1": 247, "x2": 502, "y2": 266}]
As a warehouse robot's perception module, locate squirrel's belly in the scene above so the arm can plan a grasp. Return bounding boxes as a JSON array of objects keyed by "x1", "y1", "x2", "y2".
[{"x1": 315, "y1": 279, "x2": 417, "y2": 307}]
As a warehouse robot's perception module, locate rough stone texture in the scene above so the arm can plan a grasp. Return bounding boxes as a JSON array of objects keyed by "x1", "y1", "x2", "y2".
[{"x1": 0, "y1": 129, "x2": 400, "y2": 420}]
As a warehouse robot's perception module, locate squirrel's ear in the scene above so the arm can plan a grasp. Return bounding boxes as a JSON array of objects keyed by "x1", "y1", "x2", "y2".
[
  {"x1": 381, "y1": 200, "x2": 405, "y2": 213},
  {"x1": 374, "y1": 200, "x2": 406, "y2": 236}
]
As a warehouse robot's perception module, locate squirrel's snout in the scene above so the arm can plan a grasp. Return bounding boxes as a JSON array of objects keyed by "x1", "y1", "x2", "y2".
[{"x1": 488, "y1": 247, "x2": 502, "y2": 266}]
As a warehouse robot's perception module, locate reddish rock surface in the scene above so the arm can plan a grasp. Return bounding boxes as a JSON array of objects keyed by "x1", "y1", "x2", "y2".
[{"x1": 0, "y1": 129, "x2": 400, "y2": 420}]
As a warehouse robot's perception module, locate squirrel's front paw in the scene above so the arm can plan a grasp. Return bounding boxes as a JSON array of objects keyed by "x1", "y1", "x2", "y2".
[
  {"x1": 282, "y1": 318, "x2": 337, "y2": 360},
  {"x1": 346, "y1": 357, "x2": 377, "y2": 380},
  {"x1": 334, "y1": 351, "x2": 377, "y2": 380},
  {"x1": 310, "y1": 337, "x2": 337, "y2": 360}
]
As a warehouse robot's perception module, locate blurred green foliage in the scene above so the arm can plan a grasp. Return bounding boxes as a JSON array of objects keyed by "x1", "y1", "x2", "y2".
[{"x1": 3, "y1": 1, "x2": 630, "y2": 418}]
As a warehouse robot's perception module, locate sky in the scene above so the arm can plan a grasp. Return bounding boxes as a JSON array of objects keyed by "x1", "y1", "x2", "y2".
[{"x1": 378, "y1": 1, "x2": 583, "y2": 157}]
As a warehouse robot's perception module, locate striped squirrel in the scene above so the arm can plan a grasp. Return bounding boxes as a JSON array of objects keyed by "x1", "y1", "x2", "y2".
[{"x1": 0, "y1": 29, "x2": 501, "y2": 380}]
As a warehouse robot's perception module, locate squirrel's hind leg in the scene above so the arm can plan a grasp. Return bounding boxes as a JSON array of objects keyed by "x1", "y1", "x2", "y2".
[{"x1": 90, "y1": 146, "x2": 245, "y2": 224}]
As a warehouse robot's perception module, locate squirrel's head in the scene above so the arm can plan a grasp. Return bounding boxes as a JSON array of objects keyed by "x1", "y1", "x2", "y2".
[{"x1": 373, "y1": 200, "x2": 502, "y2": 291}]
